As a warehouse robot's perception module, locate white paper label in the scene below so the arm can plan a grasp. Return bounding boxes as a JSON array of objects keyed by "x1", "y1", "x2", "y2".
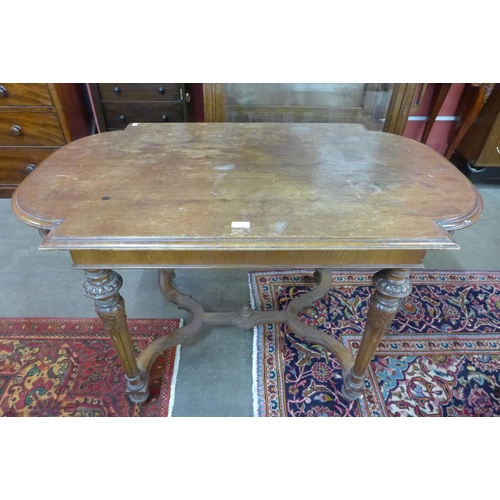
[{"x1": 231, "y1": 221, "x2": 250, "y2": 229}]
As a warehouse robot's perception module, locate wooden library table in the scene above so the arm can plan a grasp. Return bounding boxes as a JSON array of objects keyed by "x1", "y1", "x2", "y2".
[{"x1": 11, "y1": 123, "x2": 483, "y2": 404}]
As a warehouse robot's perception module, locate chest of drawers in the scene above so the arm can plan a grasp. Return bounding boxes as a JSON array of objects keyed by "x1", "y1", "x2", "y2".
[
  {"x1": 87, "y1": 83, "x2": 188, "y2": 132},
  {"x1": 0, "y1": 83, "x2": 92, "y2": 197}
]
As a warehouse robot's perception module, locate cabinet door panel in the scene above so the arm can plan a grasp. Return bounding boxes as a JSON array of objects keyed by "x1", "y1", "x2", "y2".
[{"x1": 481, "y1": 133, "x2": 500, "y2": 166}]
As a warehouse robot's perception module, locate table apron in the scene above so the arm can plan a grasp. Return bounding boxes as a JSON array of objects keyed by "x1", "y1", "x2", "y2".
[{"x1": 68, "y1": 248, "x2": 427, "y2": 269}]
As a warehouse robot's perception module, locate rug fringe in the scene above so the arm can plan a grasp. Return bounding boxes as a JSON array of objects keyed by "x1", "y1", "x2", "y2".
[
  {"x1": 252, "y1": 325, "x2": 260, "y2": 417},
  {"x1": 167, "y1": 318, "x2": 183, "y2": 417},
  {"x1": 248, "y1": 273, "x2": 260, "y2": 417}
]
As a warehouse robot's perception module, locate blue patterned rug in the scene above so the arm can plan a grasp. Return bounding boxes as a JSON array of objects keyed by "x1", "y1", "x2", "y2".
[{"x1": 249, "y1": 270, "x2": 500, "y2": 417}]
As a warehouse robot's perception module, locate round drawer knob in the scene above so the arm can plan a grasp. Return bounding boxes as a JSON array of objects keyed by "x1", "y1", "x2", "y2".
[
  {"x1": 158, "y1": 87, "x2": 165, "y2": 94},
  {"x1": 25, "y1": 163, "x2": 36, "y2": 173},
  {"x1": 114, "y1": 86, "x2": 121, "y2": 93},
  {"x1": 10, "y1": 124, "x2": 23, "y2": 137},
  {"x1": 161, "y1": 115, "x2": 168, "y2": 121},
  {"x1": 0, "y1": 85, "x2": 7, "y2": 98},
  {"x1": 119, "y1": 115, "x2": 126, "y2": 121}
]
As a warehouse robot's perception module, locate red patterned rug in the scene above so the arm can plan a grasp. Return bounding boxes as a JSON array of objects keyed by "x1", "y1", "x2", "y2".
[
  {"x1": 0, "y1": 318, "x2": 181, "y2": 417},
  {"x1": 249, "y1": 270, "x2": 500, "y2": 417}
]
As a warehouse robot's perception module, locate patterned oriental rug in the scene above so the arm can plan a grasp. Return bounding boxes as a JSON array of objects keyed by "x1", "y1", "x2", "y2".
[
  {"x1": 249, "y1": 270, "x2": 500, "y2": 417},
  {"x1": 0, "y1": 318, "x2": 181, "y2": 417}
]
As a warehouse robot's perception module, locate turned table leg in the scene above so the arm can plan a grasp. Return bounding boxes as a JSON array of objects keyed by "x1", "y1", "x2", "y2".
[
  {"x1": 83, "y1": 269, "x2": 149, "y2": 403},
  {"x1": 342, "y1": 268, "x2": 412, "y2": 401}
]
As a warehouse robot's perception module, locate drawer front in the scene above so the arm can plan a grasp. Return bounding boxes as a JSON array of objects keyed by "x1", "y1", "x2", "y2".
[
  {"x1": 0, "y1": 83, "x2": 53, "y2": 107},
  {"x1": 98, "y1": 83, "x2": 181, "y2": 102},
  {"x1": 0, "y1": 148, "x2": 58, "y2": 184},
  {"x1": 103, "y1": 102, "x2": 185, "y2": 129},
  {"x1": 0, "y1": 111, "x2": 65, "y2": 146}
]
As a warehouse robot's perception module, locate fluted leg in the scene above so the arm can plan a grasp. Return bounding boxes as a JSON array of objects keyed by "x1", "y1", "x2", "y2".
[
  {"x1": 83, "y1": 269, "x2": 149, "y2": 403},
  {"x1": 342, "y1": 269, "x2": 412, "y2": 401}
]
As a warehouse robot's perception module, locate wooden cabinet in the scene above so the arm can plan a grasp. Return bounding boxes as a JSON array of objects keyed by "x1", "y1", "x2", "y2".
[
  {"x1": 87, "y1": 83, "x2": 188, "y2": 132},
  {"x1": 0, "y1": 83, "x2": 93, "y2": 197},
  {"x1": 456, "y1": 84, "x2": 500, "y2": 168},
  {"x1": 201, "y1": 83, "x2": 420, "y2": 135}
]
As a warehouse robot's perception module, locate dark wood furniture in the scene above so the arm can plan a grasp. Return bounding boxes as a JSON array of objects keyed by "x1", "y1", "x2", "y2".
[
  {"x1": 456, "y1": 84, "x2": 500, "y2": 168},
  {"x1": 11, "y1": 123, "x2": 482, "y2": 405},
  {"x1": 420, "y1": 83, "x2": 453, "y2": 145},
  {"x1": 0, "y1": 83, "x2": 92, "y2": 198},
  {"x1": 421, "y1": 83, "x2": 495, "y2": 159},
  {"x1": 87, "y1": 84, "x2": 188, "y2": 132}
]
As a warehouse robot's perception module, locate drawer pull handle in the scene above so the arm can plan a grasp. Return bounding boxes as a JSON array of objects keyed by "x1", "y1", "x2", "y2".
[
  {"x1": 162, "y1": 115, "x2": 168, "y2": 121},
  {"x1": 25, "y1": 164, "x2": 36, "y2": 173},
  {"x1": 0, "y1": 85, "x2": 7, "y2": 97},
  {"x1": 119, "y1": 115, "x2": 126, "y2": 121},
  {"x1": 158, "y1": 87, "x2": 165, "y2": 94},
  {"x1": 114, "y1": 86, "x2": 121, "y2": 93},
  {"x1": 10, "y1": 124, "x2": 23, "y2": 137}
]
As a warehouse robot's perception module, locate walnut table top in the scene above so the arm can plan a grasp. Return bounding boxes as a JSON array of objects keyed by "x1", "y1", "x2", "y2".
[{"x1": 12, "y1": 122, "x2": 482, "y2": 269}]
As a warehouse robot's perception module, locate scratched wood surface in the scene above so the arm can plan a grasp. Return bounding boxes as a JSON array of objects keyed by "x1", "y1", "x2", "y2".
[{"x1": 12, "y1": 123, "x2": 482, "y2": 252}]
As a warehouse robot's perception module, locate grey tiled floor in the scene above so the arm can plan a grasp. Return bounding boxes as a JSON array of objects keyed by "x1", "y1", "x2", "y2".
[{"x1": 1, "y1": 180, "x2": 499, "y2": 416}]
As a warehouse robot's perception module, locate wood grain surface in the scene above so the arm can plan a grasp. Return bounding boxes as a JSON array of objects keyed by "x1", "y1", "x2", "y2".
[
  {"x1": 12, "y1": 123, "x2": 482, "y2": 256},
  {"x1": 0, "y1": 110, "x2": 65, "y2": 146},
  {"x1": 0, "y1": 83, "x2": 53, "y2": 107},
  {"x1": 97, "y1": 84, "x2": 182, "y2": 102}
]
